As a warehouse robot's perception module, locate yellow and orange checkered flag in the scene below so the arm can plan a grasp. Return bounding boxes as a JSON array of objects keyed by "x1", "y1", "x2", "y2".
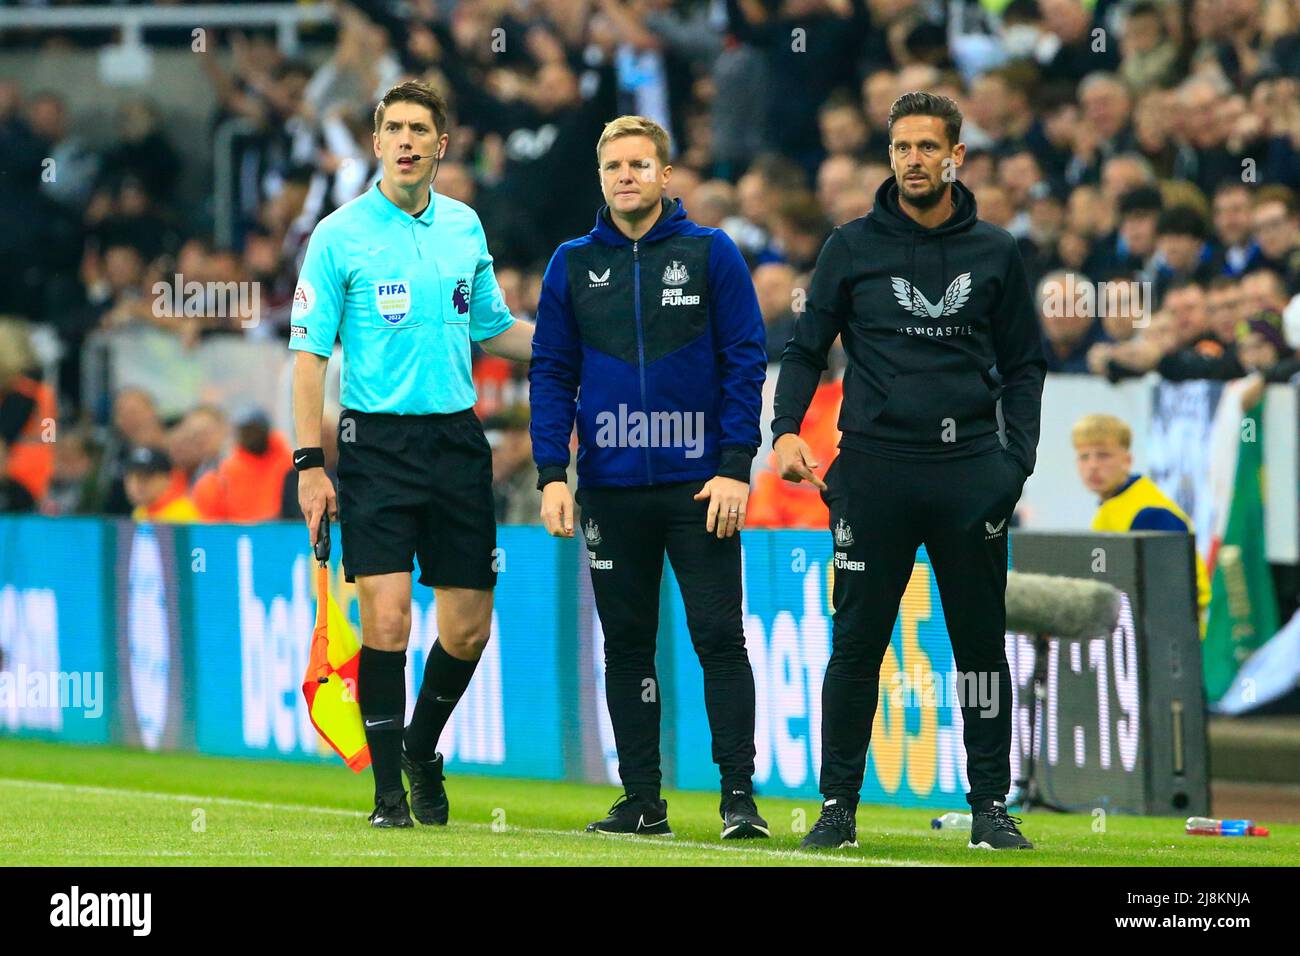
[{"x1": 302, "y1": 513, "x2": 371, "y2": 772}]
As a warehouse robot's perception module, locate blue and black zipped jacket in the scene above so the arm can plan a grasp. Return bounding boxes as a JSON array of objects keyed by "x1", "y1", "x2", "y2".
[{"x1": 529, "y1": 197, "x2": 767, "y2": 489}]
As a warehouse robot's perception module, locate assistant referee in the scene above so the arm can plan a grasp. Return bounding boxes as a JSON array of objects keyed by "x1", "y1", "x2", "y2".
[
  {"x1": 773, "y1": 92, "x2": 1047, "y2": 851},
  {"x1": 291, "y1": 81, "x2": 533, "y2": 828}
]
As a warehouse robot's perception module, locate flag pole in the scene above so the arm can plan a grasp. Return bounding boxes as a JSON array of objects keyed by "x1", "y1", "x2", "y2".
[{"x1": 310, "y1": 512, "x2": 331, "y2": 685}]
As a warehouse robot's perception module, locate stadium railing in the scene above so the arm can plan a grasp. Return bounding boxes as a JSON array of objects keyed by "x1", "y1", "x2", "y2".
[{"x1": 0, "y1": 3, "x2": 335, "y2": 54}]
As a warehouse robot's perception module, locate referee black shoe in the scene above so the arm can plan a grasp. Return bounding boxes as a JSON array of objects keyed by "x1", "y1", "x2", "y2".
[
  {"x1": 369, "y1": 790, "x2": 413, "y2": 829},
  {"x1": 402, "y1": 750, "x2": 449, "y2": 826},
  {"x1": 969, "y1": 801, "x2": 1034, "y2": 850},
  {"x1": 720, "y1": 789, "x2": 770, "y2": 839},
  {"x1": 585, "y1": 793, "x2": 672, "y2": 837},
  {"x1": 800, "y1": 797, "x2": 858, "y2": 850}
]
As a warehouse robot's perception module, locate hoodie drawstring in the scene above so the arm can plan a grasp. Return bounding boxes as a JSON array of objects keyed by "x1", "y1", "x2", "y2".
[
  {"x1": 909, "y1": 232, "x2": 917, "y2": 302},
  {"x1": 940, "y1": 237, "x2": 947, "y2": 305}
]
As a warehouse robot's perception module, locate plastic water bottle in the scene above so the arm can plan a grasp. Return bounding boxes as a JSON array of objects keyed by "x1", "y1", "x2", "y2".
[
  {"x1": 1185, "y1": 817, "x2": 1270, "y2": 837},
  {"x1": 931, "y1": 812, "x2": 972, "y2": 830}
]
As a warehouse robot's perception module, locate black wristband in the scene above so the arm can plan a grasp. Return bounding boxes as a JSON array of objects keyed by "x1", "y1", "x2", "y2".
[
  {"x1": 536, "y1": 465, "x2": 568, "y2": 490},
  {"x1": 293, "y1": 447, "x2": 325, "y2": 471}
]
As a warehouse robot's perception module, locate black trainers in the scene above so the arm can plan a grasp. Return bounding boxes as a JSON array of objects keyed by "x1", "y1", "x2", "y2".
[
  {"x1": 800, "y1": 797, "x2": 858, "y2": 849},
  {"x1": 369, "y1": 790, "x2": 413, "y2": 829},
  {"x1": 402, "y1": 750, "x2": 449, "y2": 826},
  {"x1": 969, "y1": 801, "x2": 1034, "y2": 849},
  {"x1": 585, "y1": 793, "x2": 673, "y2": 836},
  {"x1": 720, "y1": 789, "x2": 770, "y2": 840}
]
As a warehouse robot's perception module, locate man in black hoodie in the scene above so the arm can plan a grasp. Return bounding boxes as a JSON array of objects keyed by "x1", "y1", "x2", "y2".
[{"x1": 772, "y1": 92, "x2": 1046, "y2": 851}]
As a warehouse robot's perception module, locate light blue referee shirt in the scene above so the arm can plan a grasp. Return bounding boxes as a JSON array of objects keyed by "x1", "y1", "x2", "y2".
[{"x1": 289, "y1": 182, "x2": 515, "y2": 414}]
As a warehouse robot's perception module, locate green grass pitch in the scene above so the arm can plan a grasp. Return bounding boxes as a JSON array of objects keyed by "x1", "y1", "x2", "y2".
[{"x1": 0, "y1": 738, "x2": 1295, "y2": 866}]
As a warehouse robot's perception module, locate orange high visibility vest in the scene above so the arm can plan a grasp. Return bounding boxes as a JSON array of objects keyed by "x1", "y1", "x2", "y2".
[
  {"x1": 747, "y1": 379, "x2": 843, "y2": 529},
  {"x1": 5, "y1": 376, "x2": 55, "y2": 501},
  {"x1": 192, "y1": 431, "x2": 292, "y2": 522}
]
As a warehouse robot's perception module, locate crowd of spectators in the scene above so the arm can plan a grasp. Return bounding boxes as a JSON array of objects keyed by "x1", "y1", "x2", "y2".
[{"x1": 2, "y1": 0, "x2": 1300, "y2": 527}]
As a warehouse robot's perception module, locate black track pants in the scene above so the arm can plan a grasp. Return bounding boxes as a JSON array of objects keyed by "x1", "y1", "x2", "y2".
[
  {"x1": 818, "y1": 446, "x2": 1023, "y2": 807},
  {"x1": 577, "y1": 481, "x2": 757, "y2": 796}
]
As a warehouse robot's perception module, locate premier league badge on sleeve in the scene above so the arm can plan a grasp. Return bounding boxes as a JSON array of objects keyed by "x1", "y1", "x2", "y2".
[{"x1": 374, "y1": 280, "x2": 412, "y2": 324}]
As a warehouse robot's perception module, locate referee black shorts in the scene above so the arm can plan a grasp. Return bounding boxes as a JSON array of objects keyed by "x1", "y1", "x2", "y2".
[{"x1": 337, "y1": 407, "x2": 497, "y2": 590}]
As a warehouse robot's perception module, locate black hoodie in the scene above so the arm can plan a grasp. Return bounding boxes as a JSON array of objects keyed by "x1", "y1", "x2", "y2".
[{"x1": 773, "y1": 177, "x2": 1047, "y2": 477}]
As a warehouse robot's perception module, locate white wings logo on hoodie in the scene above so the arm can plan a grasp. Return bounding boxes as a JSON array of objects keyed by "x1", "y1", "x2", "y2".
[{"x1": 891, "y1": 272, "x2": 972, "y2": 320}]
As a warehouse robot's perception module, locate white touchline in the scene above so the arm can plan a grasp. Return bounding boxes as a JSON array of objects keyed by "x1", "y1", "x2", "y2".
[
  {"x1": 0, "y1": 778, "x2": 933, "y2": 866},
  {"x1": 0, "y1": 777, "x2": 357, "y2": 817}
]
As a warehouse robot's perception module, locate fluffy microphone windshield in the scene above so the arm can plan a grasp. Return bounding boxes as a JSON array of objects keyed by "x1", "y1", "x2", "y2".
[{"x1": 1005, "y1": 571, "x2": 1122, "y2": 640}]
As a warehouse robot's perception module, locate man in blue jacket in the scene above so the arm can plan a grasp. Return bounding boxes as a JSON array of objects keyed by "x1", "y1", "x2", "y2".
[{"x1": 530, "y1": 115, "x2": 769, "y2": 840}]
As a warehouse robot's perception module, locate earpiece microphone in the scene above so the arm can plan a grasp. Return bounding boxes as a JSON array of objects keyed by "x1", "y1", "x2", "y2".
[{"x1": 396, "y1": 149, "x2": 443, "y2": 184}]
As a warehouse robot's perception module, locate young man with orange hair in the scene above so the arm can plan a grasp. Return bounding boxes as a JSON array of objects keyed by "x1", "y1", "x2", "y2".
[{"x1": 1074, "y1": 413, "x2": 1209, "y2": 623}]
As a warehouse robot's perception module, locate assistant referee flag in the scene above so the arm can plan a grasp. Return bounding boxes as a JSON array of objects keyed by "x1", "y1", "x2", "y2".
[{"x1": 302, "y1": 557, "x2": 371, "y2": 773}]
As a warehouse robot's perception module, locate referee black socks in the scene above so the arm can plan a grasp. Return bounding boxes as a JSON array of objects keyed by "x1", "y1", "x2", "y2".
[
  {"x1": 404, "y1": 640, "x2": 479, "y2": 762},
  {"x1": 358, "y1": 645, "x2": 407, "y2": 799}
]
